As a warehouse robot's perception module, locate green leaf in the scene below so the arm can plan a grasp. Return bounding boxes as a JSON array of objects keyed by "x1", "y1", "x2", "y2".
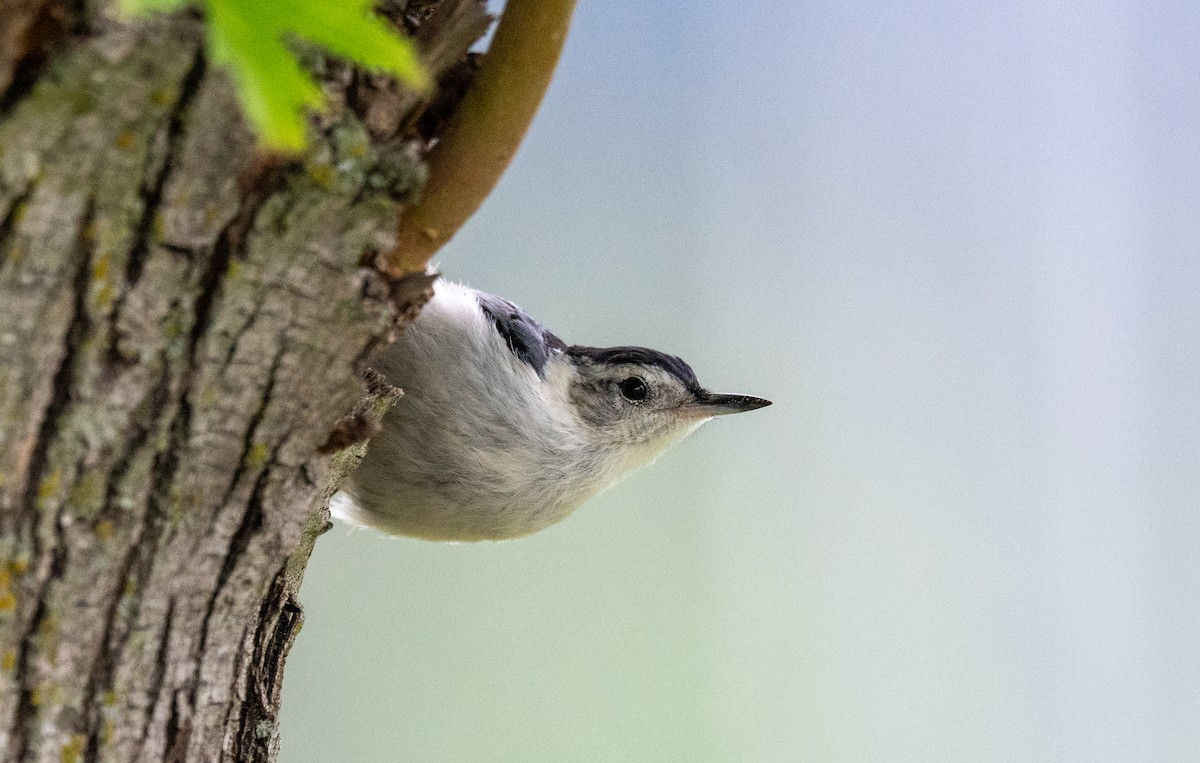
[{"x1": 131, "y1": 0, "x2": 429, "y2": 151}]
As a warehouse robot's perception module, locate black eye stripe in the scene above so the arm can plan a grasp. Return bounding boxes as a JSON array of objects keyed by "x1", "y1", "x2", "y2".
[{"x1": 566, "y1": 345, "x2": 701, "y2": 393}]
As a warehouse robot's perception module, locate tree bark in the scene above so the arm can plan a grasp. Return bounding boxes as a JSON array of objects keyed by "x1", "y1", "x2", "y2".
[{"x1": 0, "y1": 2, "x2": 487, "y2": 760}]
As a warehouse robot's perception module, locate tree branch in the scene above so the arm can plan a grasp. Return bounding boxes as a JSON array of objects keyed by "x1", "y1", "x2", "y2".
[{"x1": 383, "y1": 0, "x2": 577, "y2": 275}]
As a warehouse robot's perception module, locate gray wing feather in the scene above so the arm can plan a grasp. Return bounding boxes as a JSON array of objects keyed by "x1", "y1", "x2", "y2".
[{"x1": 477, "y1": 292, "x2": 565, "y2": 377}]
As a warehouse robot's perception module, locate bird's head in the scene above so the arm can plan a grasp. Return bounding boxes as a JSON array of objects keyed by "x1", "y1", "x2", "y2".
[
  {"x1": 561, "y1": 345, "x2": 771, "y2": 463},
  {"x1": 474, "y1": 287, "x2": 770, "y2": 479}
]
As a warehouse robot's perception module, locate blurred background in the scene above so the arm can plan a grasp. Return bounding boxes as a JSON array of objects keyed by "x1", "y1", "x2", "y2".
[{"x1": 280, "y1": 0, "x2": 1200, "y2": 760}]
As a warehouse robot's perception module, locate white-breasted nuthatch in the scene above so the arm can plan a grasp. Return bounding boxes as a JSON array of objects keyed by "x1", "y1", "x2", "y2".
[{"x1": 332, "y1": 279, "x2": 771, "y2": 541}]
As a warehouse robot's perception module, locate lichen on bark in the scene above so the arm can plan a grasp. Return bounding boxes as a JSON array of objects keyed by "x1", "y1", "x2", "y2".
[{"x1": 0, "y1": 2, "x2": 488, "y2": 760}]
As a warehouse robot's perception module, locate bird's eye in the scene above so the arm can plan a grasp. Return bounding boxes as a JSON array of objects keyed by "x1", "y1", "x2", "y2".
[{"x1": 618, "y1": 376, "x2": 649, "y2": 402}]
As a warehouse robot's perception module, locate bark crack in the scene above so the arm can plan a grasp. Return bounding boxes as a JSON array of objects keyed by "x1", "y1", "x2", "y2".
[
  {"x1": 80, "y1": 485, "x2": 158, "y2": 760},
  {"x1": 180, "y1": 333, "x2": 284, "y2": 758},
  {"x1": 182, "y1": 166, "x2": 271, "y2": 390},
  {"x1": 232, "y1": 573, "x2": 301, "y2": 763},
  {"x1": 97, "y1": 344, "x2": 174, "y2": 528},
  {"x1": 7, "y1": 197, "x2": 94, "y2": 761},
  {"x1": 123, "y1": 50, "x2": 207, "y2": 291},
  {"x1": 213, "y1": 336, "x2": 287, "y2": 518},
  {"x1": 18, "y1": 196, "x2": 95, "y2": 511},
  {"x1": 219, "y1": 296, "x2": 266, "y2": 373},
  {"x1": 0, "y1": 0, "x2": 68, "y2": 117},
  {"x1": 7, "y1": 541, "x2": 66, "y2": 762},
  {"x1": 0, "y1": 184, "x2": 35, "y2": 272},
  {"x1": 135, "y1": 600, "x2": 174, "y2": 761}
]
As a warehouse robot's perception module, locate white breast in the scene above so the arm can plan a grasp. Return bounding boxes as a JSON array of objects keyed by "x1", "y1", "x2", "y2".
[{"x1": 335, "y1": 281, "x2": 608, "y2": 540}]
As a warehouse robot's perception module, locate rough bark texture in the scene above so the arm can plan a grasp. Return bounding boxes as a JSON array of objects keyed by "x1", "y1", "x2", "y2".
[{"x1": 0, "y1": 2, "x2": 487, "y2": 760}]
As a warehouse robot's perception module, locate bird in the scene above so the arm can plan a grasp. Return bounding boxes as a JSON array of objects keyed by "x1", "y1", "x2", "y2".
[{"x1": 332, "y1": 279, "x2": 771, "y2": 541}]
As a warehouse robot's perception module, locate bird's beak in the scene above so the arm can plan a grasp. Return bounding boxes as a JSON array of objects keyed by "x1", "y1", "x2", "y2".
[{"x1": 688, "y1": 392, "x2": 773, "y2": 417}]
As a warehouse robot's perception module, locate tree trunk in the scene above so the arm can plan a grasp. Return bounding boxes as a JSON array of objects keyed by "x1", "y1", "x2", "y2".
[{"x1": 0, "y1": 2, "x2": 486, "y2": 760}]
